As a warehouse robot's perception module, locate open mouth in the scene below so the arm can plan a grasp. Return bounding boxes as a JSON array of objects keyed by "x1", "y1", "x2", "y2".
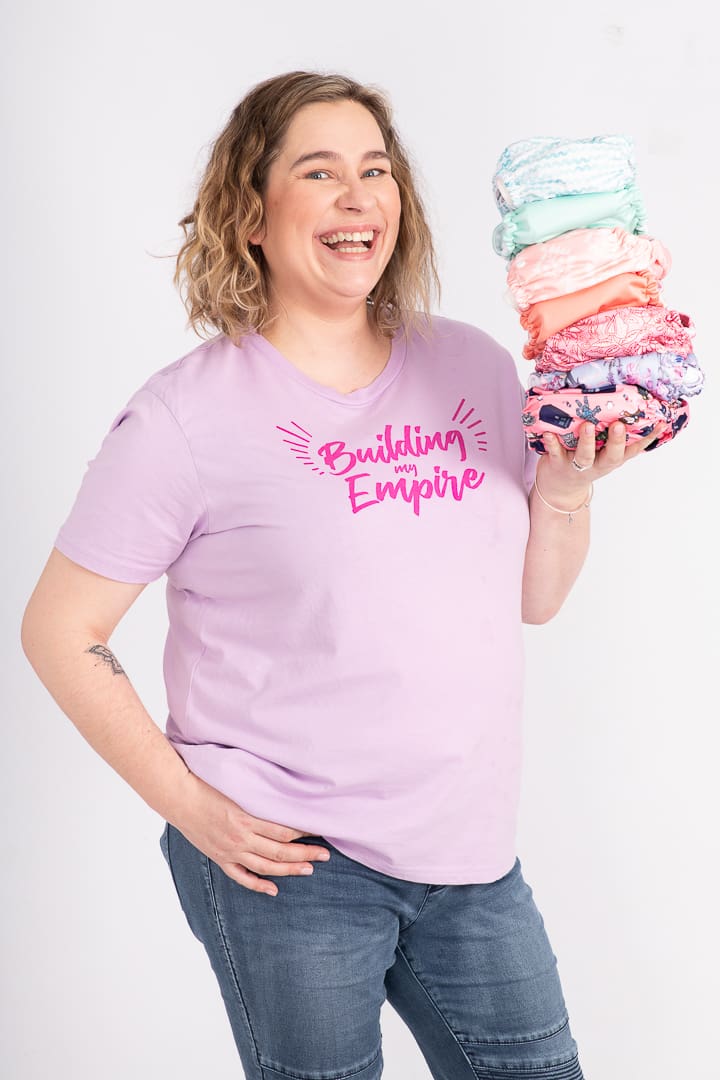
[{"x1": 318, "y1": 229, "x2": 378, "y2": 253}]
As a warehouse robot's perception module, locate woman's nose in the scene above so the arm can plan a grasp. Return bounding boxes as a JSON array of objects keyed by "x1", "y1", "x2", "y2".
[{"x1": 336, "y1": 176, "x2": 376, "y2": 212}]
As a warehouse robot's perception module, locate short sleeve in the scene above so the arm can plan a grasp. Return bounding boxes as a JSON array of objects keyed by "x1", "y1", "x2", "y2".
[{"x1": 54, "y1": 387, "x2": 209, "y2": 583}]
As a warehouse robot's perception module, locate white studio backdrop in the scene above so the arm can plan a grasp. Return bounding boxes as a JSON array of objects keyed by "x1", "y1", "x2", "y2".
[{"x1": 3, "y1": 1, "x2": 718, "y2": 1077}]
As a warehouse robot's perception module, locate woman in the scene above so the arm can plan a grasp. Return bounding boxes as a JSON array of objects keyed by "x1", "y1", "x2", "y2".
[{"x1": 21, "y1": 71, "x2": 657, "y2": 1079}]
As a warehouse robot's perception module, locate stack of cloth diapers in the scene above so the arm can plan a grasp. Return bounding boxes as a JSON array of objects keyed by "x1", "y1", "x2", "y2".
[{"x1": 491, "y1": 135, "x2": 704, "y2": 455}]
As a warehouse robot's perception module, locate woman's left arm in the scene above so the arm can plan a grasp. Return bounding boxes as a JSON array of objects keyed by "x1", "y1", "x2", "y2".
[{"x1": 521, "y1": 420, "x2": 659, "y2": 624}]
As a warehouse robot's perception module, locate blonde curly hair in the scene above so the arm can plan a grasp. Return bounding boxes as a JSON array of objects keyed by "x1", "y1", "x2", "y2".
[{"x1": 173, "y1": 71, "x2": 440, "y2": 345}]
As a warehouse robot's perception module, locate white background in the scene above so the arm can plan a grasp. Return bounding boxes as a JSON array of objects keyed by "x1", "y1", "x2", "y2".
[{"x1": 4, "y1": 1, "x2": 718, "y2": 1077}]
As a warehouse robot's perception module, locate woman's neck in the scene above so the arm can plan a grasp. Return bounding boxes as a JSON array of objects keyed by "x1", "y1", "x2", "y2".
[{"x1": 259, "y1": 301, "x2": 393, "y2": 393}]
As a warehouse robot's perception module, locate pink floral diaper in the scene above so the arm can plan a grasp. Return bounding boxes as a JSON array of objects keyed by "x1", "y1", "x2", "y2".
[
  {"x1": 537, "y1": 306, "x2": 696, "y2": 371},
  {"x1": 521, "y1": 271, "x2": 662, "y2": 360},
  {"x1": 521, "y1": 383, "x2": 689, "y2": 454},
  {"x1": 506, "y1": 227, "x2": 671, "y2": 310}
]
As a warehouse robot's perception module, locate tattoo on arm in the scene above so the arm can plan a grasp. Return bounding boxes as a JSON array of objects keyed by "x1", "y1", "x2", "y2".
[{"x1": 86, "y1": 644, "x2": 127, "y2": 677}]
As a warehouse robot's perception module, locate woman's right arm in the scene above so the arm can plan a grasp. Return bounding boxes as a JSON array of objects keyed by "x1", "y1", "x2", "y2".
[{"x1": 20, "y1": 548, "x2": 331, "y2": 895}]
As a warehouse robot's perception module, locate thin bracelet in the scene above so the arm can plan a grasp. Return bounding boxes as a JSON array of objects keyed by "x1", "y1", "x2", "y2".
[{"x1": 533, "y1": 477, "x2": 593, "y2": 524}]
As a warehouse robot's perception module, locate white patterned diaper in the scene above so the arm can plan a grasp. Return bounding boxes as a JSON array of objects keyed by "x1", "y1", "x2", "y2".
[{"x1": 493, "y1": 135, "x2": 636, "y2": 214}]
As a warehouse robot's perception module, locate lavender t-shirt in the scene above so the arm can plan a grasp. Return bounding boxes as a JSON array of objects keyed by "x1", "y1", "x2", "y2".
[{"x1": 54, "y1": 316, "x2": 537, "y2": 884}]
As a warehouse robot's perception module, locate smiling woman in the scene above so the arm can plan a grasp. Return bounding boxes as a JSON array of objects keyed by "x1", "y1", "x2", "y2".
[
  {"x1": 174, "y1": 71, "x2": 439, "y2": 350},
  {"x1": 244, "y1": 98, "x2": 404, "y2": 368},
  {"x1": 26, "y1": 69, "x2": 598, "y2": 1080}
]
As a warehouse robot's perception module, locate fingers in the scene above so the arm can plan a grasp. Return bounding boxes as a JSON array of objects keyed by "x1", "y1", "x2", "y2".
[
  {"x1": 252, "y1": 835, "x2": 331, "y2": 866},
  {"x1": 596, "y1": 422, "x2": 628, "y2": 470},
  {"x1": 246, "y1": 817, "x2": 305, "y2": 843},
  {"x1": 622, "y1": 427, "x2": 663, "y2": 461},
  {"x1": 542, "y1": 422, "x2": 596, "y2": 466},
  {"x1": 244, "y1": 817, "x2": 331, "y2": 861},
  {"x1": 217, "y1": 824, "x2": 332, "y2": 899},
  {"x1": 600, "y1": 423, "x2": 663, "y2": 469},
  {"x1": 174, "y1": 784, "x2": 332, "y2": 898},
  {"x1": 218, "y1": 840, "x2": 331, "y2": 899},
  {"x1": 571, "y1": 422, "x2": 597, "y2": 470},
  {"x1": 538, "y1": 418, "x2": 661, "y2": 486},
  {"x1": 220, "y1": 861, "x2": 280, "y2": 897},
  {"x1": 541, "y1": 430, "x2": 565, "y2": 460},
  {"x1": 239, "y1": 848, "x2": 318, "y2": 876}
]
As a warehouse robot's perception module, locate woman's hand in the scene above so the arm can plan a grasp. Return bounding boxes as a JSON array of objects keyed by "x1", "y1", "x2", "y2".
[
  {"x1": 536, "y1": 421, "x2": 660, "y2": 508},
  {"x1": 167, "y1": 771, "x2": 331, "y2": 897}
]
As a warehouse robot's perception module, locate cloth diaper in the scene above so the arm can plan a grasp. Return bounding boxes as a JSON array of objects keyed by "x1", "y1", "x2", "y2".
[
  {"x1": 506, "y1": 227, "x2": 671, "y2": 311},
  {"x1": 537, "y1": 306, "x2": 696, "y2": 370},
  {"x1": 493, "y1": 134, "x2": 636, "y2": 214},
  {"x1": 492, "y1": 185, "x2": 647, "y2": 259},
  {"x1": 528, "y1": 352, "x2": 704, "y2": 403},
  {"x1": 521, "y1": 271, "x2": 662, "y2": 360},
  {"x1": 521, "y1": 383, "x2": 689, "y2": 454}
]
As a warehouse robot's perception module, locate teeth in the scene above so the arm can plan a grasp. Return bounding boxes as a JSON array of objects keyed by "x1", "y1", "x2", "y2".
[{"x1": 320, "y1": 230, "x2": 375, "y2": 244}]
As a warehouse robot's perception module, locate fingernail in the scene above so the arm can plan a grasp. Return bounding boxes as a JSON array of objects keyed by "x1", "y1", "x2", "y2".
[
  {"x1": 300, "y1": 865, "x2": 314, "y2": 874},
  {"x1": 317, "y1": 852, "x2": 331, "y2": 860}
]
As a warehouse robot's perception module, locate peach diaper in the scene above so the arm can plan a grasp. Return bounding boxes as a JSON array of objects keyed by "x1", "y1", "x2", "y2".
[
  {"x1": 521, "y1": 272, "x2": 662, "y2": 360},
  {"x1": 507, "y1": 227, "x2": 670, "y2": 310}
]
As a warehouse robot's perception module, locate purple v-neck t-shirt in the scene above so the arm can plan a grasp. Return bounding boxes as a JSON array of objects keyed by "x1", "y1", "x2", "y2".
[{"x1": 54, "y1": 315, "x2": 537, "y2": 884}]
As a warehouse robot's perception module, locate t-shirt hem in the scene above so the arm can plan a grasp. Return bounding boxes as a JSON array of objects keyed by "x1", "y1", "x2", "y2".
[{"x1": 325, "y1": 837, "x2": 517, "y2": 886}]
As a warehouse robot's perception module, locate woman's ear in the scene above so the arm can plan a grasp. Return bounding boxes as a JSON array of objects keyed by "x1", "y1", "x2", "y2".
[{"x1": 248, "y1": 223, "x2": 265, "y2": 246}]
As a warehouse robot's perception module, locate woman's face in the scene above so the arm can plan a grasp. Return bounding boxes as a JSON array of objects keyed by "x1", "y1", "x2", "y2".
[{"x1": 251, "y1": 100, "x2": 402, "y2": 318}]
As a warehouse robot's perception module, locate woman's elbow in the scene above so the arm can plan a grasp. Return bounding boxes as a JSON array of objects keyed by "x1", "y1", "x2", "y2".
[{"x1": 521, "y1": 603, "x2": 560, "y2": 625}]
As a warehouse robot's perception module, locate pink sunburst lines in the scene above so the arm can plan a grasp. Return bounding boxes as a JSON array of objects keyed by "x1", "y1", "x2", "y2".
[
  {"x1": 451, "y1": 399, "x2": 488, "y2": 451},
  {"x1": 275, "y1": 421, "x2": 325, "y2": 475}
]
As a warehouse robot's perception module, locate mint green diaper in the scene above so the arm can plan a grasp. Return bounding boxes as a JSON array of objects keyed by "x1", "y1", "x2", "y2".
[{"x1": 493, "y1": 185, "x2": 647, "y2": 259}]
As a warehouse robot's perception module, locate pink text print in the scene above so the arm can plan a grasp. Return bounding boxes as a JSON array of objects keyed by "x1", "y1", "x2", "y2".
[{"x1": 277, "y1": 402, "x2": 488, "y2": 517}]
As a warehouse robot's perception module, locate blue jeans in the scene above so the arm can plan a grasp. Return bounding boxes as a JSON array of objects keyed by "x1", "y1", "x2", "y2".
[{"x1": 160, "y1": 824, "x2": 584, "y2": 1079}]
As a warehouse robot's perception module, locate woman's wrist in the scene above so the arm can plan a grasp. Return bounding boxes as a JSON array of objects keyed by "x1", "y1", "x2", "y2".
[
  {"x1": 533, "y1": 454, "x2": 594, "y2": 511},
  {"x1": 531, "y1": 475, "x2": 593, "y2": 525},
  {"x1": 533, "y1": 477, "x2": 592, "y2": 512}
]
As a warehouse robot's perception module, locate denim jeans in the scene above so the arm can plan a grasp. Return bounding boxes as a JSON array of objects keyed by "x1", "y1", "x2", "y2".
[{"x1": 160, "y1": 824, "x2": 584, "y2": 1079}]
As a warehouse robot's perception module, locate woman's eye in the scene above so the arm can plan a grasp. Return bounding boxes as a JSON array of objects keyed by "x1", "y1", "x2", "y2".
[{"x1": 304, "y1": 168, "x2": 388, "y2": 180}]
